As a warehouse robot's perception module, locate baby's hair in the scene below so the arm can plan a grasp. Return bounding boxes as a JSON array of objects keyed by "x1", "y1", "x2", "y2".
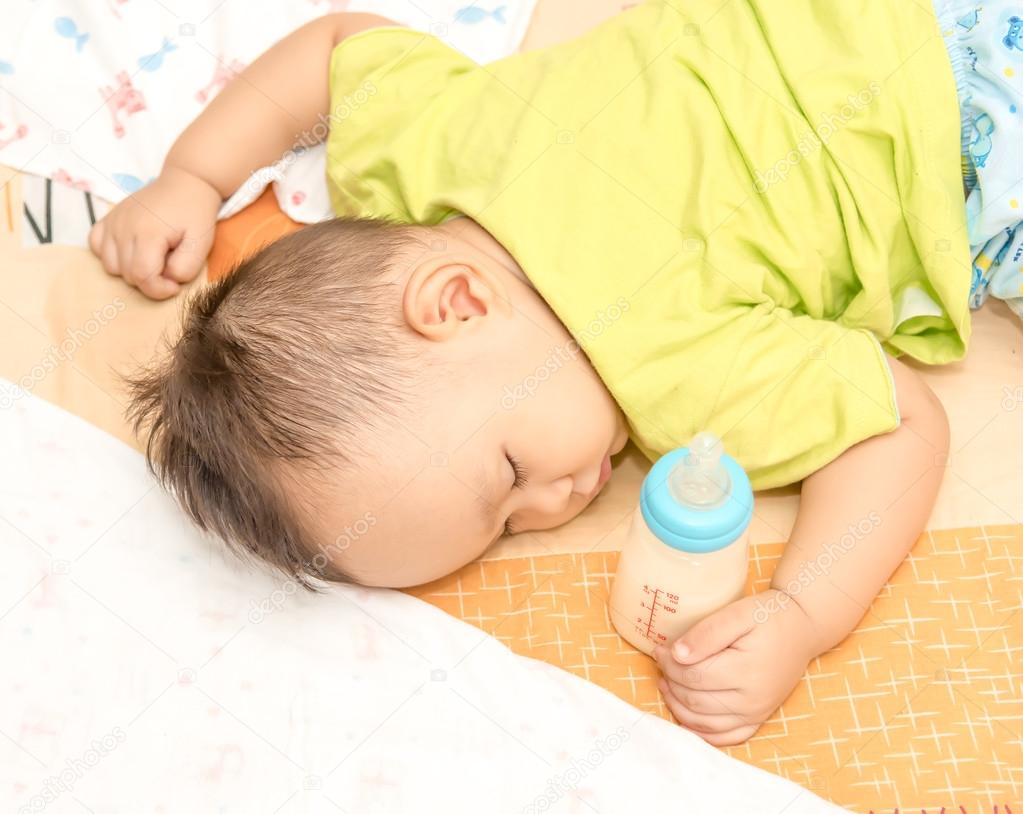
[{"x1": 127, "y1": 217, "x2": 428, "y2": 590}]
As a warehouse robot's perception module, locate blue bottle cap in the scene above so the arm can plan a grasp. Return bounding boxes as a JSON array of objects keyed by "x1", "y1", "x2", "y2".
[{"x1": 639, "y1": 439, "x2": 754, "y2": 553}]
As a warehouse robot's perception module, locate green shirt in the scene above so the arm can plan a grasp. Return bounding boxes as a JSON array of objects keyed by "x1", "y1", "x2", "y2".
[{"x1": 326, "y1": 1, "x2": 971, "y2": 490}]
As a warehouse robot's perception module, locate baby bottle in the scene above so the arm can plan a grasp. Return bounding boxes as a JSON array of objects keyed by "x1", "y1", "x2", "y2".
[{"x1": 608, "y1": 431, "x2": 754, "y2": 656}]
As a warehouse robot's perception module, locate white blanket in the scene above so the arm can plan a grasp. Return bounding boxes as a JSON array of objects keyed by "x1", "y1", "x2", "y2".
[
  {"x1": 0, "y1": 383, "x2": 847, "y2": 813},
  {"x1": 0, "y1": 0, "x2": 537, "y2": 246}
]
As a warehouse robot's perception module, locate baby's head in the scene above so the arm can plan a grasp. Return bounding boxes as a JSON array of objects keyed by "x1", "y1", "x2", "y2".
[{"x1": 129, "y1": 216, "x2": 628, "y2": 589}]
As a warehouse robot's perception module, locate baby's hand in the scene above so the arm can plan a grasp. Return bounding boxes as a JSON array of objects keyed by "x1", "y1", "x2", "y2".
[
  {"x1": 653, "y1": 588, "x2": 817, "y2": 746},
  {"x1": 89, "y1": 167, "x2": 221, "y2": 300}
]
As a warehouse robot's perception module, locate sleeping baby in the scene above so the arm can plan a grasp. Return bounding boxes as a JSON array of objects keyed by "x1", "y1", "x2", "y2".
[{"x1": 89, "y1": 1, "x2": 1010, "y2": 746}]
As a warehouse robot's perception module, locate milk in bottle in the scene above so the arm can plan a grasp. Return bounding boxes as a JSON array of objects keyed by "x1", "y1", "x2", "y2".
[{"x1": 608, "y1": 432, "x2": 754, "y2": 655}]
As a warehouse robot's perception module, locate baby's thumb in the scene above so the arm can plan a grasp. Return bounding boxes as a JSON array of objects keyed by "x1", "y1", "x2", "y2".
[
  {"x1": 164, "y1": 230, "x2": 212, "y2": 284},
  {"x1": 88, "y1": 220, "x2": 105, "y2": 257},
  {"x1": 672, "y1": 600, "x2": 753, "y2": 664}
]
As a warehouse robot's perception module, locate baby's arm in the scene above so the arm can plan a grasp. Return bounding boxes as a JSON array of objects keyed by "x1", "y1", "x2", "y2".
[
  {"x1": 89, "y1": 12, "x2": 397, "y2": 299},
  {"x1": 654, "y1": 353, "x2": 949, "y2": 745},
  {"x1": 769, "y1": 353, "x2": 950, "y2": 651}
]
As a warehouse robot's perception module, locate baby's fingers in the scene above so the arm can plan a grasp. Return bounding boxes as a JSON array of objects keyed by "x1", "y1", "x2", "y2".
[
  {"x1": 164, "y1": 228, "x2": 213, "y2": 284},
  {"x1": 88, "y1": 220, "x2": 104, "y2": 259},
  {"x1": 127, "y1": 235, "x2": 180, "y2": 300},
  {"x1": 658, "y1": 679, "x2": 759, "y2": 745},
  {"x1": 90, "y1": 222, "x2": 122, "y2": 277},
  {"x1": 658, "y1": 679, "x2": 746, "y2": 730},
  {"x1": 139, "y1": 274, "x2": 182, "y2": 300},
  {"x1": 657, "y1": 674, "x2": 743, "y2": 716},
  {"x1": 653, "y1": 644, "x2": 737, "y2": 691}
]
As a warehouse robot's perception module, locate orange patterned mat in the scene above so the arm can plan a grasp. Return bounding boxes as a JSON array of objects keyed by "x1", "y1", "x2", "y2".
[{"x1": 407, "y1": 525, "x2": 1023, "y2": 814}]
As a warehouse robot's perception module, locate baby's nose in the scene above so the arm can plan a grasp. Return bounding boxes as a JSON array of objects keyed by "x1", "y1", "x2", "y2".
[{"x1": 531, "y1": 475, "x2": 577, "y2": 517}]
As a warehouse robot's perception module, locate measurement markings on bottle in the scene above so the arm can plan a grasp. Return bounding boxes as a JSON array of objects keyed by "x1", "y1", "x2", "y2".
[{"x1": 635, "y1": 584, "x2": 679, "y2": 643}]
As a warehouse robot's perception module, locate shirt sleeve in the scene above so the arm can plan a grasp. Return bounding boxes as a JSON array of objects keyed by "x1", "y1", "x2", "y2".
[
  {"x1": 620, "y1": 300, "x2": 902, "y2": 492},
  {"x1": 326, "y1": 27, "x2": 480, "y2": 224}
]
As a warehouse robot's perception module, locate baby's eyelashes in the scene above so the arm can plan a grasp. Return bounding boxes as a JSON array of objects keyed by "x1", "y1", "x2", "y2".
[{"x1": 507, "y1": 454, "x2": 528, "y2": 489}]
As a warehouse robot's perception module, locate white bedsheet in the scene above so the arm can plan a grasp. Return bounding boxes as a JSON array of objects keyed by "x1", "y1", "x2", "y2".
[{"x1": 0, "y1": 384, "x2": 848, "y2": 813}]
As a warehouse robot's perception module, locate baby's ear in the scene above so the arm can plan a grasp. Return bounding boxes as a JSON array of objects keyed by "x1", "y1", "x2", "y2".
[{"x1": 401, "y1": 256, "x2": 503, "y2": 341}]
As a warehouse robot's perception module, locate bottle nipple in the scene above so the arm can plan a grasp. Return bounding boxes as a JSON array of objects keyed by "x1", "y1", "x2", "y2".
[{"x1": 668, "y1": 431, "x2": 732, "y2": 509}]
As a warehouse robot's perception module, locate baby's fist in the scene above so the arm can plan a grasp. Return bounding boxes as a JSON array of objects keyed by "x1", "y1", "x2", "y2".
[
  {"x1": 89, "y1": 167, "x2": 221, "y2": 300},
  {"x1": 653, "y1": 589, "x2": 816, "y2": 746}
]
